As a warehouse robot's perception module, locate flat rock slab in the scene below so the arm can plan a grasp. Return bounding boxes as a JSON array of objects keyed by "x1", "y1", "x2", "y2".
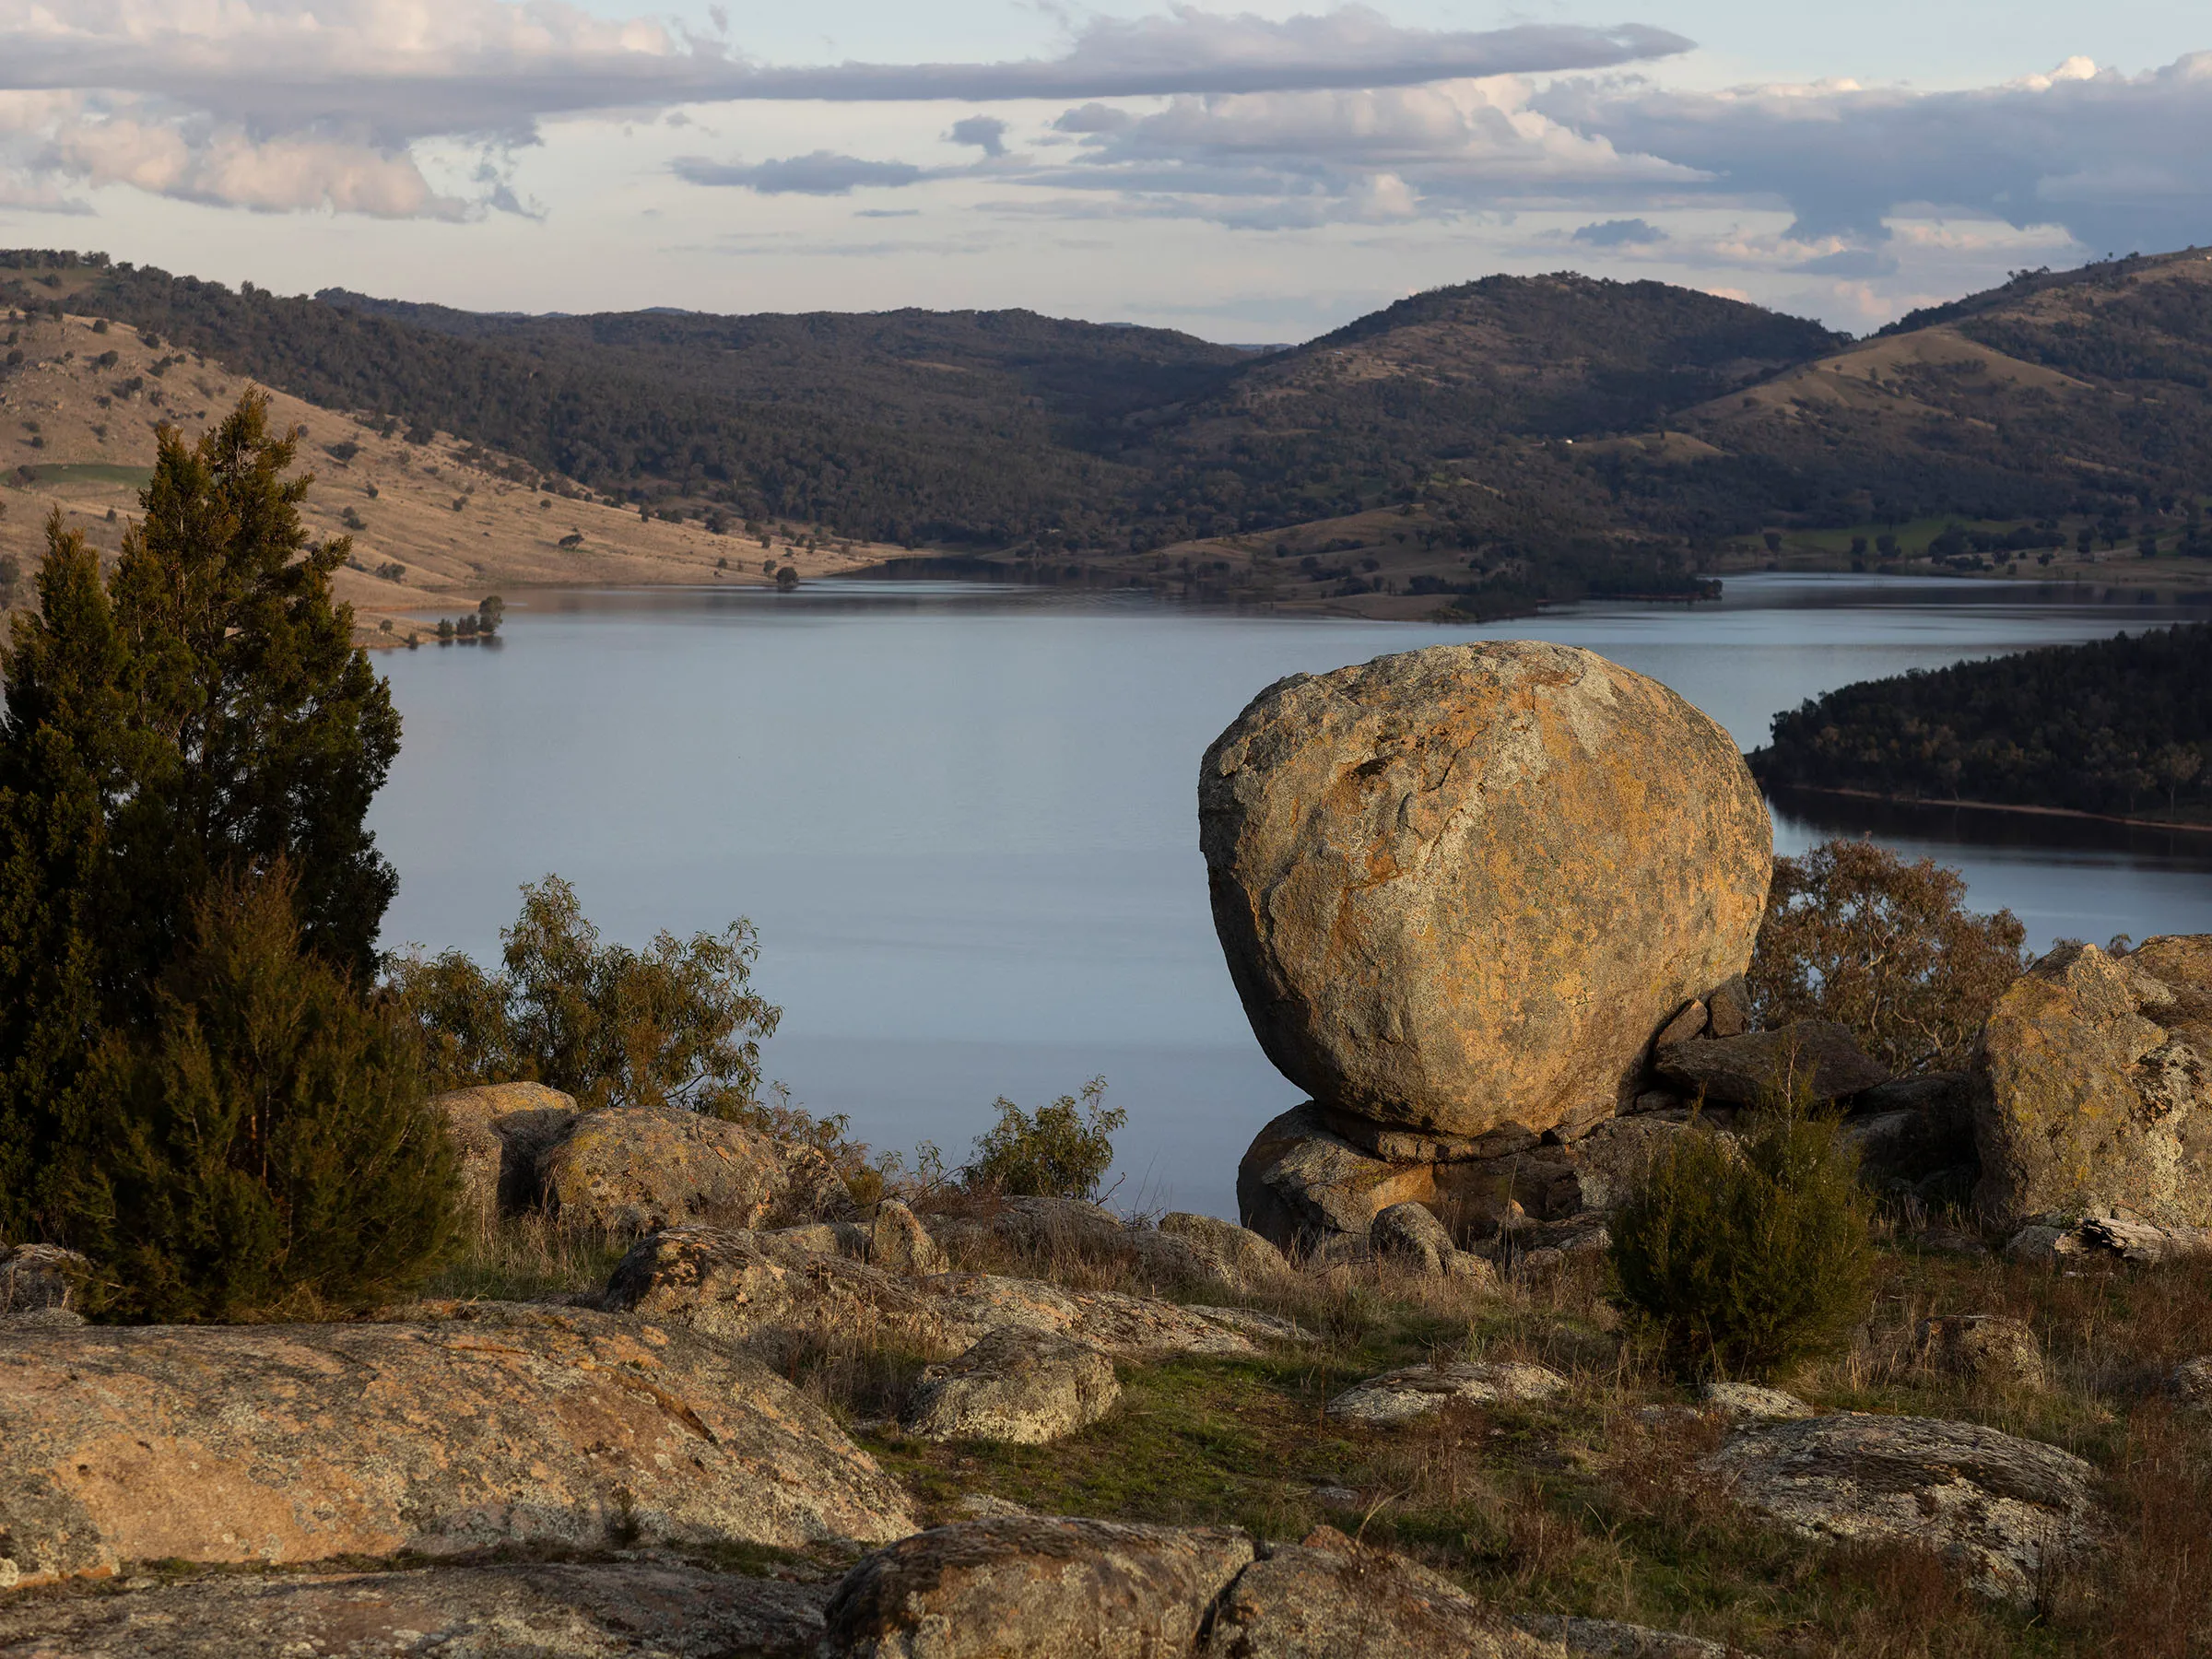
[
  {"x1": 1516, "y1": 1613, "x2": 1744, "y2": 1658},
  {"x1": 0, "y1": 1562, "x2": 831, "y2": 1658},
  {"x1": 1702, "y1": 1413, "x2": 2098, "y2": 1602},
  {"x1": 1697, "y1": 1382, "x2": 1813, "y2": 1422},
  {"x1": 902, "y1": 1329, "x2": 1122, "y2": 1445},
  {"x1": 1325, "y1": 1361, "x2": 1571, "y2": 1427},
  {"x1": 823, "y1": 1515, "x2": 1255, "y2": 1658},
  {"x1": 603, "y1": 1229, "x2": 1263, "y2": 1364},
  {"x1": 0, "y1": 1303, "x2": 914, "y2": 1589}
]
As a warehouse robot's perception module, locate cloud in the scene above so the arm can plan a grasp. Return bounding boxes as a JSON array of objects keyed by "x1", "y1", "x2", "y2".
[
  {"x1": 1791, "y1": 248, "x2": 1900, "y2": 277},
  {"x1": 1535, "y1": 53, "x2": 2212, "y2": 253},
  {"x1": 673, "y1": 151, "x2": 926, "y2": 195},
  {"x1": 0, "y1": 2, "x2": 1689, "y2": 218},
  {"x1": 949, "y1": 115, "x2": 1007, "y2": 157},
  {"x1": 1571, "y1": 217, "x2": 1661, "y2": 246}
]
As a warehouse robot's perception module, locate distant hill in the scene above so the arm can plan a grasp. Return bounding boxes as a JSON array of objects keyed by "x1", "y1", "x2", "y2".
[
  {"x1": 6, "y1": 246, "x2": 2212, "y2": 618},
  {"x1": 1748, "y1": 623, "x2": 2212, "y2": 825}
]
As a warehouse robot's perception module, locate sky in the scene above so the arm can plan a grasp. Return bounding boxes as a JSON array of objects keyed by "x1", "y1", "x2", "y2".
[{"x1": 0, "y1": 0, "x2": 2207, "y2": 340}]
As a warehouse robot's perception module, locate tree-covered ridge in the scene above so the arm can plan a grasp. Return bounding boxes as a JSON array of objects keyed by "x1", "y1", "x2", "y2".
[{"x1": 1747, "y1": 624, "x2": 2212, "y2": 822}]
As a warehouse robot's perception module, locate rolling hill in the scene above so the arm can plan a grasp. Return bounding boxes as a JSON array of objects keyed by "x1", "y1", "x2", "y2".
[{"x1": 6, "y1": 245, "x2": 2212, "y2": 620}]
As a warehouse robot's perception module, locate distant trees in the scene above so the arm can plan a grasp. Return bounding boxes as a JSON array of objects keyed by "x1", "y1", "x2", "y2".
[{"x1": 1750, "y1": 624, "x2": 2212, "y2": 821}]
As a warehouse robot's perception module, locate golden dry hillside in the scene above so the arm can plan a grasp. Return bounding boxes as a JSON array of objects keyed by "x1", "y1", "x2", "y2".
[{"x1": 0, "y1": 308, "x2": 906, "y2": 642}]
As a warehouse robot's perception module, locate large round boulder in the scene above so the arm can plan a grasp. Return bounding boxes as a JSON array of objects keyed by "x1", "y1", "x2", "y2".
[{"x1": 1200, "y1": 642, "x2": 1771, "y2": 1137}]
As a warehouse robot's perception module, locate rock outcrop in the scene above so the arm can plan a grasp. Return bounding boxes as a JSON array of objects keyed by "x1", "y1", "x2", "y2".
[
  {"x1": 1703, "y1": 1413, "x2": 2098, "y2": 1601},
  {"x1": 536, "y1": 1104, "x2": 854, "y2": 1236},
  {"x1": 1653, "y1": 1022, "x2": 1888, "y2": 1107},
  {"x1": 434, "y1": 1081, "x2": 580, "y2": 1224},
  {"x1": 0, "y1": 1302, "x2": 914, "y2": 1589},
  {"x1": 1972, "y1": 936, "x2": 2212, "y2": 1228},
  {"x1": 1371, "y1": 1201, "x2": 1491, "y2": 1279},
  {"x1": 0, "y1": 1243, "x2": 89, "y2": 1317},
  {"x1": 598, "y1": 1228, "x2": 1266, "y2": 1364},
  {"x1": 1200, "y1": 641, "x2": 1771, "y2": 1140},
  {"x1": 1156, "y1": 1212, "x2": 1291, "y2": 1290},
  {"x1": 1325, "y1": 1360, "x2": 1571, "y2": 1427},
  {"x1": 0, "y1": 1562, "x2": 833, "y2": 1658},
  {"x1": 901, "y1": 1328, "x2": 1123, "y2": 1445},
  {"x1": 820, "y1": 1515, "x2": 1255, "y2": 1659}
]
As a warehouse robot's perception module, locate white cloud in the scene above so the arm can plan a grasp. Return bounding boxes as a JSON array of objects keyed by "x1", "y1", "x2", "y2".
[
  {"x1": 1535, "y1": 53, "x2": 2212, "y2": 254},
  {"x1": 673, "y1": 150, "x2": 927, "y2": 195}
]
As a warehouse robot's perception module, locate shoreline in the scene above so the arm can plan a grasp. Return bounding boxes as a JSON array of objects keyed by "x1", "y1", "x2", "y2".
[{"x1": 1763, "y1": 782, "x2": 2212, "y2": 837}]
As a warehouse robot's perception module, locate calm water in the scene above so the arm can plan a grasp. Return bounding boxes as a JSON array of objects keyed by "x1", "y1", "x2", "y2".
[{"x1": 371, "y1": 574, "x2": 2212, "y2": 1218}]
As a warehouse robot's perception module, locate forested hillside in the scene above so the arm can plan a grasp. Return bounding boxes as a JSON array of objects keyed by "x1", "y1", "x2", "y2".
[
  {"x1": 1748, "y1": 624, "x2": 2212, "y2": 822},
  {"x1": 7, "y1": 245, "x2": 2212, "y2": 611}
]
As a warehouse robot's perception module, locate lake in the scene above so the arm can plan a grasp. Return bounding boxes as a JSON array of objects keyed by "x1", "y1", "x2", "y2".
[{"x1": 371, "y1": 573, "x2": 2212, "y2": 1219}]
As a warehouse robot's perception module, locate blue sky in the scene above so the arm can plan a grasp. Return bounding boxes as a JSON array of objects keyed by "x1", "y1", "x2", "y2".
[{"x1": 1, "y1": 0, "x2": 2206, "y2": 337}]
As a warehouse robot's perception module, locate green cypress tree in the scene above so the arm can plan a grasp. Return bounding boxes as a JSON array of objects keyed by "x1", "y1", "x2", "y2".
[
  {"x1": 73, "y1": 869, "x2": 458, "y2": 1323},
  {"x1": 0, "y1": 393, "x2": 408, "y2": 1248}
]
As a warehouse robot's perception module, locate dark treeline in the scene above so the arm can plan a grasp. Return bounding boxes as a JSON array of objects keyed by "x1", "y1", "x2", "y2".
[{"x1": 1749, "y1": 624, "x2": 2212, "y2": 820}]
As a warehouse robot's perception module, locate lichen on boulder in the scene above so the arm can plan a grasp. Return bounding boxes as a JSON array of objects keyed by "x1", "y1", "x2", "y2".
[{"x1": 1200, "y1": 641, "x2": 1771, "y2": 1140}]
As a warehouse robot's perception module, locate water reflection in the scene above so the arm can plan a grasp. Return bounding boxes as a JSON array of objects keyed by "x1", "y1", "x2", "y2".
[{"x1": 371, "y1": 573, "x2": 2212, "y2": 1218}]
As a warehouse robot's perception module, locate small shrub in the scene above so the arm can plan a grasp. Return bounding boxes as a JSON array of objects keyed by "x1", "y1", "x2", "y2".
[
  {"x1": 1747, "y1": 838, "x2": 2027, "y2": 1074},
  {"x1": 1609, "y1": 1094, "x2": 1875, "y2": 1381},
  {"x1": 73, "y1": 872, "x2": 459, "y2": 1322},
  {"x1": 965, "y1": 1076, "x2": 1125, "y2": 1200},
  {"x1": 388, "y1": 874, "x2": 781, "y2": 1118}
]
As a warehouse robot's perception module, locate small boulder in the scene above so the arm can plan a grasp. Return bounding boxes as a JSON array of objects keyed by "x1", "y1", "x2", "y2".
[
  {"x1": 1655, "y1": 1021, "x2": 1888, "y2": 1107},
  {"x1": 1197, "y1": 1525, "x2": 1554, "y2": 1657},
  {"x1": 988, "y1": 1195, "x2": 1132, "y2": 1257},
  {"x1": 434, "y1": 1081, "x2": 579, "y2": 1224},
  {"x1": 1653, "y1": 999, "x2": 1708, "y2": 1049},
  {"x1": 1972, "y1": 937, "x2": 2212, "y2": 1228},
  {"x1": 901, "y1": 1328, "x2": 1121, "y2": 1445},
  {"x1": 0, "y1": 1243, "x2": 91, "y2": 1315},
  {"x1": 1703, "y1": 1414, "x2": 2097, "y2": 1602},
  {"x1": 537, "y1": 1104, "x2": 853, "y2": 1237},
  {"x1": 0, "y1": 1303, "x2": 915, "y2": 1589},
  {"x1": 870, "y1": 1198, "x2": 946, "y2": 1275},
  {"x1": 1236, "y1": 1103, "x2": 1438, "y2": 1256},
  {"x1": 1200, "y1": 641, "x2": 1771, "y2": 1138},
  {"x1": 1698, "y1": 1382, "x2": 1813, "y2": 1422},
  {"x1": 1703, "y1": 975, "x2": 1753, "y2": 1038},
  {"x1": 1325, "y1": 1359, "x2": 1570, "y2": 1427},
  {"x1": 1370, "y1": 1201, "x2": 1488, "y2": 1280},
  {"x1": 1156, "y1": 1211, "x2": 1290, "y2": 1290},
  {"x1": 820, "y1": 1515, "x2": 1253, "y2": 1658},
  {"x1": 1916, "y1": 1314, "x2": 2045, "y2": 1390},
  {"x1": 2169, "y1": 1357, "x2": 2212, "y2": 1409}
]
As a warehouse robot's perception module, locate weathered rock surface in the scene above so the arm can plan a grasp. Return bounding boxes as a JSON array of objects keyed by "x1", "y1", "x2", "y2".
[
  {"x1": 1237, "y1": 1103, "x2": 1439, "y2": 1254},
  {"x1": 1325, "y1": 1360, "x2": 1571, "y2": 1427},
  {"x1": 434, "y1": 1081, "x2": 580, "y2": 1223},
  {"x1": 1703, "y1": 1414, "x2": 2098, "y2": 1601},
  {"x1": 0, "y1": 1244, "x2": 89, "y2": 1316},
  {"x1": 901, "y1": 1328, "x2": 1122, "y2": 1445},
  {"x1": 537, "y1": 1105, "x2": 853, "y2": 1237},
  {"x1": 1371, "y1": 1201, "x2": 1469, "y2": 1276},
  {"x1": 1157, "y1": 1212, "x2": 1291, "y2": 1290},
  {"x1": 1697, "y1": 1382, "x2": 1813, "y2": 1422},
  {"x1": 0, "y1": 1562, "x2": 831, "y2": 1657},
  {"x1": 870, "y1": 1198, "x2": 947, "y2": 1275},
  {"x1": 1198, "y1": 1527, "x2": 1557, "y2": 1658},
  {"x1": 599, "y1": 1228, "x2": 1263, "y2": 1364},
  {"x1": 1703, "y1": 976, "x2": 1752, "y2": 1039},
  {"x1": 0, "y1": 1302, "x2": 914, "y2": 1589},
  {"x1": 2006, "y1": 1215, "x2": 2212, "y2": 1264},
  {"x1": 2170, "y1": 1356, "x2": 2212, "y2": 1409},
  {"x1": 1655, "y1": 1021, "x2": 1888, "y2": 1107},
  {"x1": 1516, "y1": 1613, "x2": 1742, "y2": 1659},
  {"x1": 1973, "y1": 936, "x2": 2212, "y2": 1228},
  {"x1": 1199, "y1": 641, "x2": 1771, "y2": 1138},
  {"x1": 821, "y1": 1515, "x2": 1255, "y2": 1658},
  {"x1": 1916, "y1": 1315, "x2": 2045, "y2": 1390}
]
